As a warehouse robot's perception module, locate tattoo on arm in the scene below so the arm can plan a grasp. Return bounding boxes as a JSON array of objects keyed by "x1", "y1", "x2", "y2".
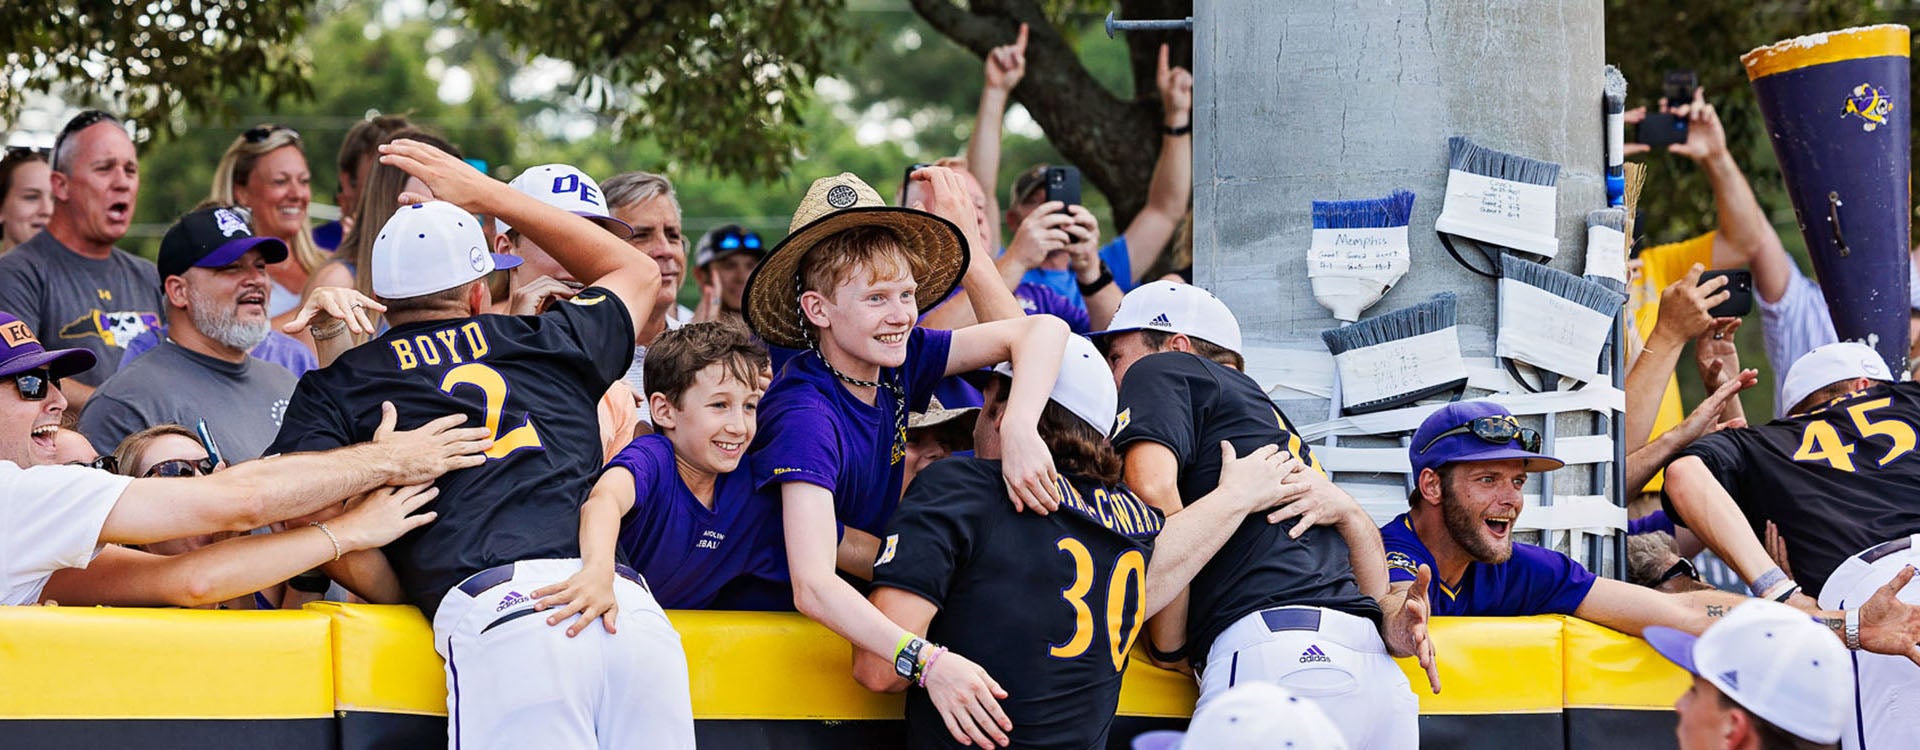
[
  {"x1": 1706, "y1": 604, "x2": 1726, "y2": 618},
  {"x1": 1819, "y1": 616, "x2": 1845, "y2": 635}
]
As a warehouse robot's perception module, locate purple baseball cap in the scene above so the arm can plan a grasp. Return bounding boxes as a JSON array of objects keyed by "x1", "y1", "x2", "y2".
[
  {"x1": 1409, "y1": 401, "x2": 1563, "y2": 477},
  {"x1": 158, "y1": 206, "x2": 290, "y2": 279},
  {"x1": 0, "y1": 312, "x2": 96, "y2": 379}
]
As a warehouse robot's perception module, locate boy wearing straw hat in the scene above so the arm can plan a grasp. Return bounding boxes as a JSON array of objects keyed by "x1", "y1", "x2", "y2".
[{"x1": 743, "y1": 166, "x2": 1070, "y2": 747}]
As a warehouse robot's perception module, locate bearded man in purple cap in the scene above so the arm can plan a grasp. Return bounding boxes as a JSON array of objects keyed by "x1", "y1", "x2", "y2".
[{"x1": 1382, "y1": 400, "x2": 1920, "y2": 660}]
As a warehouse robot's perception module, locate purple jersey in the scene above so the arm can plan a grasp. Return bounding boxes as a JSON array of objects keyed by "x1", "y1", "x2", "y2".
[
  {"x1": 1379, "y1": 513, "x2": 1595, "y2": 617},
  {"x1": 1014, "y1": 282, "x2": 1089, "y2": 334},
  {"x1": 752, "y1": 327, "x2": 953, "y2": 535},
  {"x1": 607, "y1": 434, "x2": 791, "y2": 610}
]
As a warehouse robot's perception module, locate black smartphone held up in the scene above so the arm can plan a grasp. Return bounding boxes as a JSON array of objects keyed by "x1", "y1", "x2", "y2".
[
  {"x1": 1637, "y1": 113, "x2": 1689, "y2": 148},
  {"x1": 900, "y1": 162, "x2": 931, "y2": 206},
  {"x1": 1664, "y1": 70, "x2": 1698, "y2": 108},
  {"x1": 1700, "y1": 269, "x2": 1754, "y2": 318},
  {"x1": 1043, "y1": 166, "x2": 1081, "y2": 211}
]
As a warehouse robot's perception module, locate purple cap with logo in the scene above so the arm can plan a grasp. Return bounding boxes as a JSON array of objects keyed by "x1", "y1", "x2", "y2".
[
  {"x1": 0, "y1": 312, "x2": 96, "y2": 379},
  {"x1": 1409, "y1": 400, "x2": 1563, "y2": 477}
]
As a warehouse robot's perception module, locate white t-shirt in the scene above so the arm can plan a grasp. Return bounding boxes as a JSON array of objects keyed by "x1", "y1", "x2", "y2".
[
  {"x1": 1, "y1": 462, "x2": 132, "y2": 604},
  {"x1": 623, "y1": 315, "x2": 689, "y2": 425}
]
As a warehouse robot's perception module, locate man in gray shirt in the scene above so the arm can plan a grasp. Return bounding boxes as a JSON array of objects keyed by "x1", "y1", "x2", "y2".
[
  {"x1": 80, "y1": 206, "x2": 296, "y2": 461},
  {"x1": 0, "y1": 111, "x2": 163, "y2": 410}
]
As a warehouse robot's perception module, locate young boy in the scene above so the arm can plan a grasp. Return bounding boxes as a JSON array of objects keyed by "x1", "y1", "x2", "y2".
[
  {"x1": 741, "y1": 168, "x2": 1069, "y2": 746},
  {"x1": 533, "y1": 322, "x2": 788, "y2": 633}
]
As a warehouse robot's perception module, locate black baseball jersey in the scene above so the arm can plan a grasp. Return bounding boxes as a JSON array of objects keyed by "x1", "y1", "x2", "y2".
[
  {"x1": 1667, "y1": 381, "x2": 1920, "y2": 597},
  {"x1": 873, "y1": 458, "x2": 1162, "y2": 750},
  {"x1": 1111, "y1": 351, "x2": 1380, "y2": 665},
  {"x1": 268, "y1": 288, "x2": 633, "y2": 617}
]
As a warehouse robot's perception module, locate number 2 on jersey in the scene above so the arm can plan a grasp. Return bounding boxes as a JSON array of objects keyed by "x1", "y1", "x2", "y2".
[
  {"x1": 1049, "y1": 537, "x2": 1148, "y2": 672},
  {"x1": 1792, "y1": 397, "x2": 1915, "y2": 472},
  {"x1": 440, "y1": 363, "x2": 544, "y2": 459}
]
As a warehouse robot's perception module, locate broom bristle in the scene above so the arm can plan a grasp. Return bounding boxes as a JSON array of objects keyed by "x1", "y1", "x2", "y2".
[
  {"x1": 1603, "y1": 65, "x2": 1627, "y2": 111},
  {"x1": 1321, "y1": 293, "x2": 1457, "y2": 354},
  {"x1": 1622, "y1": 161, "x2": 1648, "y2": 247},
  {"x1": 1502, "y1": 255, "x2": 1627, "y2": 314},
  {"x1": 1447, "y1": 136, "x2": 1561, "y2": 186},
  {"x1": 1311, "y1": 189, "x2": 1416, "y2": 229}
]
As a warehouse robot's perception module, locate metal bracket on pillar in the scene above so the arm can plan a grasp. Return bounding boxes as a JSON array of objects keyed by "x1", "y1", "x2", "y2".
[{"x1": 1104, "y1": 12, "x2": 1193, "y2": 38}]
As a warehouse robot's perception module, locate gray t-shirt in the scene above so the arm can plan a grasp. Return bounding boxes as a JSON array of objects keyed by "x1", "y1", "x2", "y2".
[
  {"x1": 78, "y1": 338, "x2": 297, "y2": 461},
  {"x1": 0, "y1": 231, "x2": 163, "y2": 387}
]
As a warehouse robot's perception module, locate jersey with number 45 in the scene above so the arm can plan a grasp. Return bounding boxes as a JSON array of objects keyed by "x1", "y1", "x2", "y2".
[
  {"x1": 268, "y1": 289, "x2": 634, "y2": 618},
  {"x1": 1669, "y1": 381, "x2": 1920, "y2": 598},
  {"x1": 873, "y1": 458, "x2": 1163, "y2": 750}
]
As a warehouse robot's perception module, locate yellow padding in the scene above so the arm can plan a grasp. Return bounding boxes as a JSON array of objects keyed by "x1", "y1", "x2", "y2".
[
  {"x1": 1743, "y1": 25, "x2": 1910, "y2": 80},
  {"x1": 1394, "y1": 617, "x2": 1564, "y2": 715},
  {"x1": 1117, "y1": 648, "x2": 1199, "y2": 718},
  {"x1": 0, "y1": 607, "x2": 332, "y2": 719},
  {"x1": 309, "y1": 602, "x2": 449, "y2": 716},
  {"x1": 1560, "y1": 617, "x2": 1690, "y2": 710},
  {"x1": 671, "y1": 609, "x2": 905, "y2": 720}
]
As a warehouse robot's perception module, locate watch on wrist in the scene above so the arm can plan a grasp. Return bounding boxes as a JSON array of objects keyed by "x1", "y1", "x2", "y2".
[
  {"x1": 1078, "y1": 262, "x2": 1115, "y2": 296},
  {"x1": 1162, "y1": 122, "x2": 1192, "y2": 136},
  {"x1": 894, "y1": 636, "x2": 927, "y2": 681},
  {"x1": 1845, "y1": 608, "x2": 1863, "y2": 650},
  {"x1": 1652, "y1": 558, "x2": 1700, "y2": 588},
  {"x1": 288, "y1": 569, "x2": 331, "y2": 594}
]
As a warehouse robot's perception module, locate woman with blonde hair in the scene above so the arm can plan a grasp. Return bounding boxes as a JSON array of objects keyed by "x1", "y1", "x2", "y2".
[{"x1": 208, "y1": 125, "x2": 326, "y2": 341}]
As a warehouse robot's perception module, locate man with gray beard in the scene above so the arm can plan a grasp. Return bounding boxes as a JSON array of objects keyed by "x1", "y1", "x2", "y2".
[{"x1": 79, "y1": 206, "x2": 296, "y2": 461}]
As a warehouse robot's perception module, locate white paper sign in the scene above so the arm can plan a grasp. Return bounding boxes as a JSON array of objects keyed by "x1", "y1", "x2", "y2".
[
  {"x1": 1334, "y1": 328, "x2": 1470, "y2": 408},
  {"x1": 1434, "y1": 169, "x2": 1559, "y2": 257}
]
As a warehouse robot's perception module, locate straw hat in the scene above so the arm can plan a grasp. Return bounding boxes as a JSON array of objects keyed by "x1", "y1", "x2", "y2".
[
  {"x1": 743, "y1": 173, "x2": 969, "y2": 350},
  {"x1": 909, "y1": 395, "x2": 980, "y2": 431}
]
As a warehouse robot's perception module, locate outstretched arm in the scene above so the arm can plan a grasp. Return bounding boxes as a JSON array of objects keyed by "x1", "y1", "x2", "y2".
[
  {"x1": 1119, "y1": 45, "x2": 1194, "y2": 280},
  {"x1": 966, "y1": 23, "x2": 1027, "y2": 247}
]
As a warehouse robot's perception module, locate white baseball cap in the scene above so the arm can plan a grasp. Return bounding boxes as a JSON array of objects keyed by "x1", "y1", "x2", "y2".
[
  {"x1": 371, "y1": 201, "x2": 524, "y2": 299},
  {"x1": 1780, "y1": 341, "x2": 1893, "y2": 412},
  {"x1": 975, "y1": 334, "x2": 1117, "y2": 435},
  {"x1": 497, "y1": 164, "x2": 632, "y2": 235},
  {"x1": 1645, "y1": 599, "x2": 1853, "y2": 744},
  {"x1": 1131, "y1": 682, "x2": 1349, "y2": 750},
  {"x1": 1090, "y1": 281, "x2": 1243, "y2": 354}
]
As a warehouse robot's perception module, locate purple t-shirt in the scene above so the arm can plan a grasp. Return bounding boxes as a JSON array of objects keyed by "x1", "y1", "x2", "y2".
[
  {"x1": 1014, "y1": 282, "x2": 1089, "y2": 334},
  {"x1": 607, "y1": 434, "x2": 790, "y2": 610},
  {"x1": 751, "y1": 327, "x2": 953, "y2": 535},
  {"x1": 1380, "y1": 513, "x2": 1596, "y2": 617}
]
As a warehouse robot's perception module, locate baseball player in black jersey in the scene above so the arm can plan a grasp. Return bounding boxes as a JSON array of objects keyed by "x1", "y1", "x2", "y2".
[
  {"x1": 1092, "y1": 282, "x2": 1431, "y2": 750},
  {"x1": 267, "y1": 140, "x2": 691, "y2": 749},
  {"x1": 1666, "y1": 342, "x2": 1920, "y2": 750},
  {"x1": 857, "y1": 335, "x2": 1316, "y2": 749}
]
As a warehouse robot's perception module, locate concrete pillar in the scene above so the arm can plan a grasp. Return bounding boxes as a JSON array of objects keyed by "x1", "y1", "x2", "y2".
[{"x1": 1192, "y1": 2, "x2": 1612, "y2": 557}]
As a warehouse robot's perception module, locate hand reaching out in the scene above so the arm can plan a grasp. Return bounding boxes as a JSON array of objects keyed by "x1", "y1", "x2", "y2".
[
  {"x1": 1653, "y1": 264, "x2": 1731, "y2": 344},
  {"x1": 984, "y1": 24, "x2": 1028, "y2": 95},
  {"x1": 283, "y1": 286, "x2": 386, "y2": 336},
  {"x1": 1156, "y1": 44, "x2": 1192, "y2": 127}
]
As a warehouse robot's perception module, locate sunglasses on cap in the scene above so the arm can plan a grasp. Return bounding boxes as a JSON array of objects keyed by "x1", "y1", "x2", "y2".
[
  {"x1": 10, "y1": 368, "x2": 57, "y2": 401},
  {"x1": 242, "y1": 124, "x2": 299, "y2": 143},
  {"x1": 1420, "y1": 415, "x2": 1542, "y2": 455},
  {"x1": 143, "y1": 457, "x2": 217, "y2": 478},
  {"x1": 716, "y1": 230, "x2": 763, "y2": 252},
  {"x1": 67, "y1": 455, "x2": 119, "y2": 472},
  {"x1": 51, "y1": 110, "x2": 119, "y2": 170},
  {"x1": 3, "y1": 145, "x2": 50, "y2": 160}
]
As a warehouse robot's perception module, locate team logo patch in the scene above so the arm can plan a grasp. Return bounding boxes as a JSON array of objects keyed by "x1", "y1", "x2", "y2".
[
  {"x1": 876, "y1": 534, "x2": 899, "y2": 567},
  {"x1": 1299, "y1": 644, "x2": 1332, "y2": 664},
  {"x1": 1843, "y1": 82, "x2": 1894, "y2": 132},
  {"x1": 567, "y1": 292, "x2": 608, "y2": 307},
  {"x1": 214, "y1": 208, "x2": 250, "y2": 237},
  {"x1": 59, "y1": 310, "x2": 158, "y2": 347},
  {"x1": 468, "y1": 246, "x2": 488, "y2": 273},
  {"x1": 1113, "y1": 408, "x2": 1131, "y2": 434},
  {"x1": 772, "y1": 467, "x2": 801, "y2": 476},
  {"x1": 0, "y1": 319, "x2": 36, "y2": 347},
  {"x1": 825, "y1": 184, "x2": 858, "y2": 209},
  {"x1": 1385, "y1": 551, "x2": 1419, "y2": 576}
]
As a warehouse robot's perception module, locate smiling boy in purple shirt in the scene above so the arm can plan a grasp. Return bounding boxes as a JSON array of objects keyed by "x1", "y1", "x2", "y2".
[
  {"x1": 741, "y1": 168, "x2": 1070, "y2": 746},
  {"x1": 533, "y1": 322, "x2": 788, "y2": 631}
]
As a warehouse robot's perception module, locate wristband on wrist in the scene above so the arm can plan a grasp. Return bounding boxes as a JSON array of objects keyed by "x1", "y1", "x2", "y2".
[
  {"x1": 312, "y1": 522, "x2": 343, "y2": 562},
  {"x1": 1845, "y1": 608, "x2": 1863, "y2": 650},
  {"x1": 1749, "y1": 567, "x2": 1788, "y2": 598},
  {"x1": 1162, "y1": 123, "x2": 1192, "y2": 136},
  {"x1": 1078, "y1": 262, "x2": 1115, "y2": 296},
  {"x1": 310, "y1": 320, "x2": 349, "y2": 341},
  {"x1": 916, "y1": 646, "x2": 948, "y2": 688},
  {"x1": 1771, "y1": 583, "x2": 1802, "y2": 603},
  {"x1": 288, "y1": 569, "x2": 331, "y2": 594}
]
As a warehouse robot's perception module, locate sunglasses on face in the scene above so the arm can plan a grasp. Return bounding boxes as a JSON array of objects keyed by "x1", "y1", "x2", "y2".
[
  {"x1": 143, "y1": 457, "x2": 217, "y2": 478},
  {"x1": 11, "y1": 368, "x2": 57, "y2": 401},
  {"x1": 717, "y1": 230, "x2": 763, "y2": 252},
  {"x1": 1420, "y1": 415, "x2": 1542, "y2": 455},
  {"x1": 242, "y1": 124, "x2": 299, "y2": 144},
  {"x1": 67, "y1": 455, "x2": 119, "y2": 472}
]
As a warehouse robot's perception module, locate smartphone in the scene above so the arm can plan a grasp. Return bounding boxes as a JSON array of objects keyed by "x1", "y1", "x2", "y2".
[
  {"x1": 1637, "y1": 112, "x2": 1689, "y2": 148},
  {"x1": 900, "y1": 163, "x2": 931, "y2": 207},
  {"x1": 1043, "y1": 166, "x2": 1081, "y2": 210},
  {"x1": 1699, "y1": 269, "x2": 1754, "y2": 318},
  {"x1": 1663, "y1": 70, "x2": 1697, "y2": 108}
]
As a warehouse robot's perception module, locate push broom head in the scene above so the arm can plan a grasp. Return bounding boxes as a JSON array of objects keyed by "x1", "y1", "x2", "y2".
[{"x1": 1320, "y1": 292, "x2": 1469, "y2": 414}]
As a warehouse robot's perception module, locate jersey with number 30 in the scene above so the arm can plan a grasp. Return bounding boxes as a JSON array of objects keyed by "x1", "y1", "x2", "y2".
[
  {"x1": 873, "y1": 458, "x2": 1163, "y2": 750},
  {"x1": 268, "y1": 288, "x2": 633, "y2": 617},
  {"x1": 1670, "y1": 381, "x2": 1920, "y2": 597}
]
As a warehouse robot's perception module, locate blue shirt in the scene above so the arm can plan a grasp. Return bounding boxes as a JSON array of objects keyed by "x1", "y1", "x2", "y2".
[
  {"x1": 1379, "y1": 513, "x2": 1596, "y2": 617},
  {"x1": 607, "y1": 434, "x2": 791, "y2": 610},
  {"x1": 752, "y1": 327, "x2": 953, "y2": 535},
  {"x1": 1014, "y1": 236, "x2": 1135, "y2": 310}
]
